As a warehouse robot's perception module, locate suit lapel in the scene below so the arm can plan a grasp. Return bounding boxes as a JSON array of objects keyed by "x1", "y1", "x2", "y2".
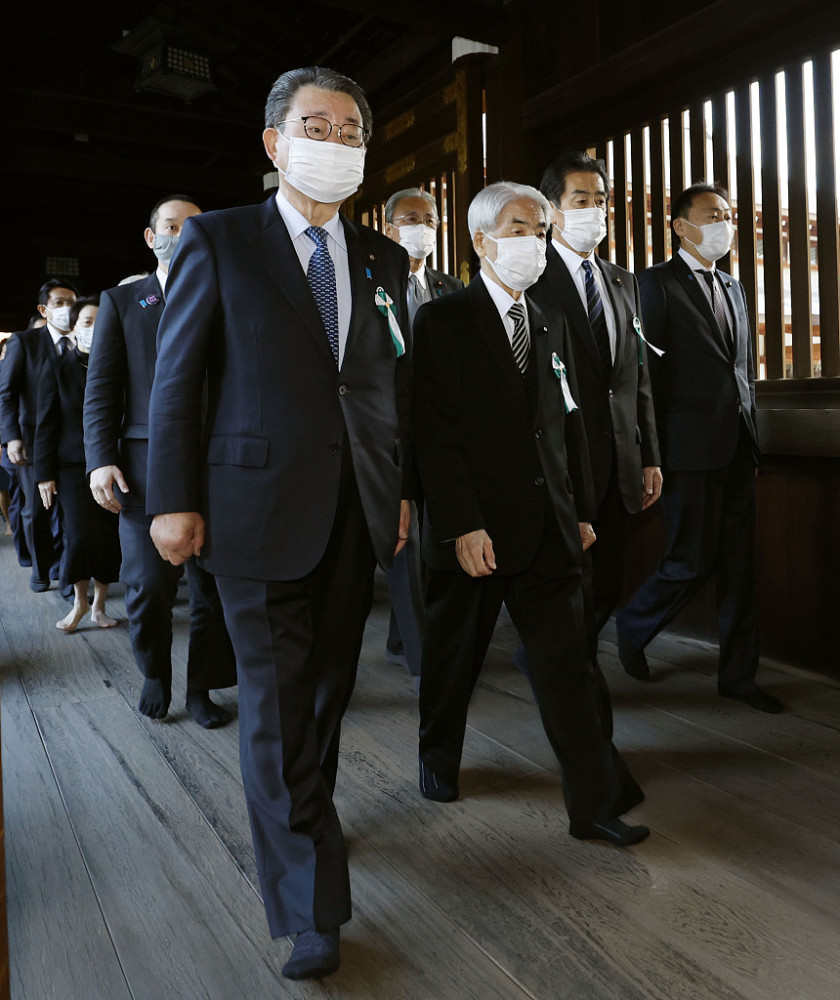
[
  {"x1": 597, "y1": 257, "x2": 629, "y2": 371},
  {"x1": 671, "y1": 255, "x2": 731, "y2": 356},
  {"x1": 134, "y1": 274, "x2": 165, "y2": 387},
  {"x1": 469, "y1": 276, "x2": 525, "y2": 395},
  {"x1": 341, "y1": 218, "x2": 379, "y2": 366},
  {"x1": 526, "y1": 297, "x2": 552, "y2": 406},
  {"x1": 545, "y1": 244, "x2": 602, "y2": 372},
  {"x1": 249, "y1": 198, "x2": 336, "y2": 368}
]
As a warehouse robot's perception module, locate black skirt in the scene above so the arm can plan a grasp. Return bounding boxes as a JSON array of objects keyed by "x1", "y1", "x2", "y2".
[{"x1": 57, "y1": 464, "x2": 121, "y2": 586}]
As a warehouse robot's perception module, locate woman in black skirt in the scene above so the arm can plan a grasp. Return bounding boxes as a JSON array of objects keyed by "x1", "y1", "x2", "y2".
[{"x1": 35, "y1": 297, "x2": 121, "y2": 632}]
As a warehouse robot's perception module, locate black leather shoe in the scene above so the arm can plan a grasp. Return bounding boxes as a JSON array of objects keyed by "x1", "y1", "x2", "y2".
[
  {"x1": 569, "y1": 818, "x2": 650, "y2": 846},
  {"x1": 719, "y1": 686, "x2": 783, "y2": 714},
  {"x1": 419, "y1": 759, "x2": 458, "y2": 802},
  {"x1": 617, "y1": 634, "x2": 650, "y2": 680},
  {"x1": 282, "y1": 929, "x2": 340, "y2": 980}
]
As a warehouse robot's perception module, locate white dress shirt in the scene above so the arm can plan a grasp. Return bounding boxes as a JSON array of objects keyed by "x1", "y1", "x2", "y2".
[
  {"x1": 46, "y1": 323, "x2": 74, "y2": 353},
  {"x1": 678, "y1": 246, "x2": 733, "y2": 329},
  {"x1": 552, "y1": 238, "x2": 616, "y2": 361},
  {"x1": 275, "y1": 189, "x2": 352, "y2": 368},
  {"x1": 478, "y1": 271, "x2": 530, "y2": 348}
]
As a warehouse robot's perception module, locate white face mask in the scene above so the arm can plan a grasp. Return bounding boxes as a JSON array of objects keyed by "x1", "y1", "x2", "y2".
[
  {"x1": 484, "y1": 234, "x2": 547, "y2": 291},
  {"x1": 557, "y1": 206, "x2": 607, "y2": 254},
  {"x1": 75, "y1": 325, "x2": 94, "y2": 353},
  {"x1": 153, "y1": 233, "x2": 180, "y2": 265},
  {"x1": 397, "y1": 223, "x2": 437, "y2": 260},
  {"x1": 47, "y1": 306, "x2": 72, "y2": 332},
  {"x1": 681, "y1": 219, "x2": 734, "y2": 262},
  {"x1": 277, "y1": 134, "x2": 366, "y2": 204}
]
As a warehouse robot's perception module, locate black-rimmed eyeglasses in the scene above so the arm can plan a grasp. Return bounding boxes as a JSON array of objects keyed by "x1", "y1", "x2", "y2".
[{"x1": 275, "y1": 116, "x2": 369, "y2": 148}]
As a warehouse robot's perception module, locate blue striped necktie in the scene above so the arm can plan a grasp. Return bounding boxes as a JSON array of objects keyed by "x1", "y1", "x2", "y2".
[
  {"x1": 305, "y1": 226, "x2": 339, "y2": 365},
  {"x1": 582, "y1": 259, "x2": 612, "y2": 374}
]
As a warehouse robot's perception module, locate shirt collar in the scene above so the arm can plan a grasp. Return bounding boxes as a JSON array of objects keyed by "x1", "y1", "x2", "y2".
[
  {"x1": 479, "y1": 270, "x2": 526, "y2": 321},
  {"x1": 678, "y1": 245, "x2": 715, "y2": 273},
  {"x1": 552, "y1": 237, "x2": 593, "y2": 276},
  {"x1": 156, "y1": 265, "x2": 169, "y2": 293},
  {"x1": 411, "y1": 262, "x2": 427, "y2": 288},
  {"x1": 46, "y1": 323, "x2": 73, "y2": 346},
  {"x1": 274, "y1": 189, "x2": 346, "y2": 250}
]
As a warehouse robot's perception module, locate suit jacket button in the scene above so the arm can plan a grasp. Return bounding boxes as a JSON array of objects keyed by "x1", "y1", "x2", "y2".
[
  {"x1": 338, "y1": 384, "x2": 348, "y2": 395},
  {"x1": 535, "y1": 476, "x2": 545, "y2": 486},
  {"x1": 534, "y1": 427, "x2": 543, "y2": 439},
  {"x1": 608, "y1": 389, "x2": 614, "y2": 398},
  {"x1": 330, "y1": 440, "x2": 341, "y2": 451}
]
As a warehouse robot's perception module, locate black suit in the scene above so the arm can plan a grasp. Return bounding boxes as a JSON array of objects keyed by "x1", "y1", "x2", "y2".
[
  {"x1": 413, "y1": 275, "x2": 642, "y2": 824},
  {"x1": 0, "y1": 326, "x2": 64, "y2": 585},
  {"x1": 530, "y1": 244, "x2": 660, "y2": 631},
  {"x1": 617, "y1": 253, "x2": 760, "y2": 694},
  {"x1": 425, "y1": 265, "x2": 464, "y2": 299},
  {"x1": 145, "y1": 196, "x2": 411, "y2": 938},
  {"x1": 83, "y1": 273, "x2": 236, "y2": 695},
  {"x1": 34, "y1": 349, "x2": 120, "y2": 587}
]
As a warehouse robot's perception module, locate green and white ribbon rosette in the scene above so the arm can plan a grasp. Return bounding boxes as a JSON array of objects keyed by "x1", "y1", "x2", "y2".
[
  {"x1": 552, "y1": 353, "x2": 579, "y2": 413},
  {"x1": 633, "y1": 314, "x2": 664, "y2": 364},
  {"x1": 375, "y1": 286, "x2": 405, "y2": 357}
]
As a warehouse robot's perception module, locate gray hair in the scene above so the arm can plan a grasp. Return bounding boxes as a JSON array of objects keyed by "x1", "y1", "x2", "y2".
[
  {"x1": 264, "y1": 66, "x2": 373, "y2": 139},
  {"x1": 467, "y1": 181, "x2": 551, "y2": 238},
  {"x1": 384, "y1": 188, "x2": 438, "y2": 224}
]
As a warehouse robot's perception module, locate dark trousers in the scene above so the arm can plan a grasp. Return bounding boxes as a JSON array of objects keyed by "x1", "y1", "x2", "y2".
[
  {"x1": 119, "y1": 507, "x2": 236, "y2": 691},
  {"x1": 6, "y1": 468, "x2": 31, "y2": 566},
  {"x1": 586, "y1": 462, "x2": 629, "y2": 636},
  {"x1": 384, "y1": 506, "x2": 424, "y2": 675},
  {"x1": 419, "y1": 511, "x2": 641, "y2": 825},
  {"x1": 617, "y1": 427, "x2": 758, "y2": 693},
  {"x1": 215, "y1": 458, "x2": 377, "y2": 938},
  {"x1": 17, "y1": 458, "x2": 61, "y2": 584}
]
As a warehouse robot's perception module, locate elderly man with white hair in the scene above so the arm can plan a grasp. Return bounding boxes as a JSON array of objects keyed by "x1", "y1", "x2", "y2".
[{"x1": 412, "y1": 181, "x2": 648, "y2": 846}]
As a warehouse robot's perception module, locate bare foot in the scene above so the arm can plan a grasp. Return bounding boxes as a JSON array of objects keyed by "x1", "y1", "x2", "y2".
[
  {"x1": 56, "y1": 600, "x2": 90, "y2": 633},
  {"x1": 91, "y1": 608, "x2": 118, "y2": 628}
]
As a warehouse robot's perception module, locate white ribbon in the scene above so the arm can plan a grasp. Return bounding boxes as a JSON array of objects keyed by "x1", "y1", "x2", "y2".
[
  {"x1": 552, "y1": 353, "x2": 579, "y2": 413},
  {"x1": 633, "y1": 315, "x2": 664, "y2": 359},
  {"x1": 375, "y1": 287, "x2": 405, "y2": 357}
]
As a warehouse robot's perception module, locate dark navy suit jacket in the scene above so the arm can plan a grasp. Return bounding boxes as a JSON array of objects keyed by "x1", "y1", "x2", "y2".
[
  {"x1": 0, "y1": 326, "x2": 58, "y2": 450},
  {"x1": 145, "y1": 196, "x2": 412, "y2": 581},
  {"x1": 639, "y1": 254, "x2": 758, "y2": 472},
  {"x1": 84, "y1": 273, "x2": 164, "y2": 509}
]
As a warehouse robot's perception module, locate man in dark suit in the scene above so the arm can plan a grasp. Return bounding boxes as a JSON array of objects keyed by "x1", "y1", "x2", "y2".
[
  {"x1": 382, "y1": 186, "x2": 464, "y2": 681},
  {"x1": 0, "y1": 279, "x2": 77, "y2": 593},
  {"x1": 84, "y1": 195, "x2": 237, "y2": 728},
  {"x1": 413, "y1": 181, "x2": 647, "y2": 848},
  {"x1": 145, "y1": 67, "x2": 412, "y2": 980},
  {"x1": 616, "y1": 182, "x2": 782, "y2": 714},
  {"x1": 535, "y1": 152, "x2": 661, "y2": 634}
]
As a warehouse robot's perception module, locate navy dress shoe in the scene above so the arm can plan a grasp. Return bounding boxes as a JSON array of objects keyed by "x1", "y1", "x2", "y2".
[
  {"x1": 569, "y1": 817, "x2": 650, "y2": 846},
  {"x1": 282, "y1": 929, "x2": 340, "y2": 980},
  {"x1": 419, "y1": 758, "x2": 458, "y2": 802},
  {"x1": 617, "y1": 634, "x2": 650, "y2": 680}
]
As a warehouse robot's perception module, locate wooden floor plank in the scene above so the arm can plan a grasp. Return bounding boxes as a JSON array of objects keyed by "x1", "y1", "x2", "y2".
[{"x1": 0, "y1": 625, "x2": 131, "y2": 1000}]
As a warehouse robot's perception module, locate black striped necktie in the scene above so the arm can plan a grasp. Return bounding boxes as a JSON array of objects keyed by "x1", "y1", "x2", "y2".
[
  {"x1": 702, "y1": 271, "x2": 731, "y2": 344},
  {"x1": 581, "y1": 259, "x2": 612, "y2": 374},
  {"x1": 508, "y1": 302, "x2": 529, "y2": 373}
]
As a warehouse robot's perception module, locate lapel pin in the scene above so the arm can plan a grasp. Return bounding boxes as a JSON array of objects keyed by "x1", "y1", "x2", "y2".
[
  {"x1": 368, "y1": 252, "x2": 376, "y2": 261},
  {"x1": 138, "y1": 293, "x2": 160, "y2": 309}
]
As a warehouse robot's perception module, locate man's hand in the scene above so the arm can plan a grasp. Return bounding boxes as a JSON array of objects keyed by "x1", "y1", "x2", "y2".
[
  {"x1": 150, "y1": 512, "x2": 205, "y2": 565},
  {"x1": 394, "y1": 499, "x2": 411, "y2": 556},
  {"x1": 7, "y1": 440, "x2": 26, "y2": 465},
  {"x1": 38, "y1": 480, "x2": 57, "y2": 510},
  {"x1": 455, "y1": 528, "x2": 496, "y2": 577},
  {"x1": 641, "y1": 466, "x2": 663, "y2": 510},
  {"x1": 579, "y1": 522, "x2": 596, "y2": 551},
  {"x1": 90, "y1": 465, "x2": 130, "y2": 513}
]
